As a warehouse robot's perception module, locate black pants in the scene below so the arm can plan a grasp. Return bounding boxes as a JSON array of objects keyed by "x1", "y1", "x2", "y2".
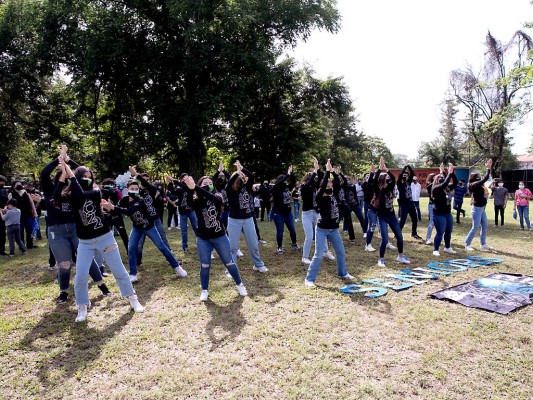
[
  {"x1": 399, "y1": 202, "x2": 418, "y2": 235},
  {"x1": 494, "y1": 205, "x2": 505, "y2": 226},
  {"x1": 260, "y1": 201, "x2": 271, "y2": 221},
  {"x1": 0, "y1": 218, "x2": 6, "y2": 253}
]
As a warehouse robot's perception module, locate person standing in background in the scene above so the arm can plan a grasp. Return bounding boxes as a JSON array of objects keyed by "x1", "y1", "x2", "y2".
[
  {"x1": 258, "y1": 180, "x2": 271, "y2": 222},
  {"x1": 411, "y1": 175, "x2": 422, "y2": 222},
  {"x1": 0, "y1": 175, "x2": 8, "y2": 255},
  {"x1": 0, "y1": 199, "x2": 27, "y2": 256},
  {"x1": 8, "y1": 180, "x2": 37, "y2": 249},
  {"x1": 453, "y1": 179, "x2": 467, "y2": 224},
  {"x1": 292, "y1": 184, "x2": 301, "y2": 222},
  {"x1": 491, "y1": 179, "x2": 508, "y2": 227},
  {"x1": 355, "y1": 178, "x2": 364, "y2": 207},
  {"x1": 514, "y1": 181, "x2": 532, "y2": 231}
]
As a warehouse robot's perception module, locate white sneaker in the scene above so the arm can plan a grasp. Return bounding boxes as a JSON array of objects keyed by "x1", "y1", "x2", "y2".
[
  {"x1": 396, "y1": 255, "x2": 411, "y2": 264},
  {"x1": 236, "y1": 249, "x2": 244, "y2": 257},
  {"x1": 128, "y1": 294, "x2": 144, "y2": 312},
  {"x1": 225, "y1": 269, "x2": 232, "y2": 279},
  {"x1": 304, "y1": 279, "x2": 316, "y2": 288},
  {"x1": 174, "y1": 265, "x2": 188, "y2": 278},
  {"x1": 365, "y1": 244, "x2": 376, "y2": 252},
  {"x1": 253, "y1": 265, "x2": 269, "y2": 273},
  {"x1": 425, "y1": 239, "x2": 432, "y2": 245},
  {"x1": 129, "y1": 274, "x2": 138, "y2": 283},
  {"x1": 167, "y1": 227, "x2": 172, "y2": 231},
  {"x1": 258, "y1": 239, "x2": 267, "y2": 244},
  {"x1": 363, "y1": 233, "x2": 367, "y2": 238},
  {"x1": 341, "y1": 273, "x2": 354, "y2": 281},
  {"x1": 386, "y1": 243, "x2": 396, "y2": 250},
  {"x1": 200, "y1": 290, "x2": 209, "y2": 301},
  {"x1": 323, "y1": 250, "x2": 335, "y2": 260},
  {"x1": 75, "y1": 304, "x2": 88, "y2": 322},
  {"x1": 465, "y1": 245, "x2": 475, "y2": 251},
  {"x1": 211, "y1": 253, "x2": 215, "y2": 259},
  {"x1": 444, "y1": 247, "x2": 457, "y2": 254},
  {"x1": 236, "y1": 283, "x2": 248, "y2": 296},
  {"x1": 377, "y1": 259, "x2": 386, "y2": 267},
  {"x1": 481, "y1": 244, "x2": 495, "y2": 251},
  {"x1": 301, "y1": 257, "x2": 311, "y2": 265},
  {"x1": 433, "y1": 250, "x2": 441, "y2": 256}
]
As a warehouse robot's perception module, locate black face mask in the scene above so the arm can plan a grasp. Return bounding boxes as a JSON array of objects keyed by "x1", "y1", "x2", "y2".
[
  {"x1": 201, "y1": 184, "x2": 214, "y2": 192},
  {"x1": 15, "y1": 185, "x2": 24, "y2": 191},
  {"x1": 139, "y1": 189, "x2": 147, "y2": 196},
  {"x1": 128, "y1": 191, "x2": 140, "y2": 199},
  {"x1": 0, "y1": 183, "x2": 4, "y2": 188},
  {"x1": 80, "y1": 178, "x2": 92, "y2": 190},
  {"x1": 325, "y1": 188, "x2": 333, "y2": 195}
]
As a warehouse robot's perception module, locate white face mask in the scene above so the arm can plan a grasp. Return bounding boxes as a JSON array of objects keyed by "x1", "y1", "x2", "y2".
[
  {"x1": 519, "y1": 185, "x2": 525, "y2": 189},
  {"x1": 498, "y1": 183, "x2": 503, "y2": 187}
]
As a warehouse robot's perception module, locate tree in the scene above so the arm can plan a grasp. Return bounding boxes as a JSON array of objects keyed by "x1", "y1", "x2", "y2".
[
  {"x1": 450, "y1": 31, "x2": 533, "y2": 176},
  {"x1": 418, "y1": 98, "x2": 464, "y2": 166}
]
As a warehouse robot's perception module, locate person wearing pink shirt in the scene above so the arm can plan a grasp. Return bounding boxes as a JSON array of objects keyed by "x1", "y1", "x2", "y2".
[{"x1": 514, "y1": 181, "x2": 532, "y2": 230}]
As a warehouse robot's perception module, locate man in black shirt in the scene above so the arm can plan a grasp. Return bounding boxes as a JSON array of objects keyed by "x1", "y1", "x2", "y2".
[{"x1": 0, "y1": 175, "x2": 8, "y2": 255}]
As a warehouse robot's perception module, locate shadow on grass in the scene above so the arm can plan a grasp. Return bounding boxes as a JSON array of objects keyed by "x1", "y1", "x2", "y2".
[{"x1": 204, "y1": 296, "x2": 245, "y2": 352}]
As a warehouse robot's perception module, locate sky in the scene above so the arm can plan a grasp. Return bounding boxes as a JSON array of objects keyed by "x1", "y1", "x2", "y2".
[{"x1": 289, "y1": 0, "x2": 533, "y2": 160}]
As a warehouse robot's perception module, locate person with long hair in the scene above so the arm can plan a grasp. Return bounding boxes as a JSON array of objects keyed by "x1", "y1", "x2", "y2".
[
  {"x1": 340, "y1": 172, "x2": 364, "y2": 242},
  {"x1": 8, "y1": 179, "x2": 37, "y2": 249},
  {"x1": 371, "y1": 157, "x2": 411, "y2": 267},
  {"x1": 397, "y1": 162, "x2": 421, "y2": 240},
  {"x1": 58, "y1": 160, "x2": 143, "y2": 322},
  {"x1": 101, "y1": 178, "x2": 129, "y2": 252},
  {"x1": 300, "y1": 157, "x2": 335, "y2": 264},
  {"x1": 464, "y1": 159, "x2": 494, "y2": 251},
  {"x1": 304, "y1": 159, "x2": 354, "y2": 287},
  {"x1": 182, "y1": 175, "x2": 248, "y2": 301},
  {"x1": 42, "y1": 146, "x2": 111, "y2": 304},
  {"x1": 103, "y1": 178, "x2": 187, "y2": 283},
  {"x1": 431, "y1": 163, "x2": 458, "y2": 256},
  {"x1": 271, "y1": 165, "x2": 300, "y2": 254},
  {"x1": 226, "y1": 160, "x2": 268, "y2": 273}
]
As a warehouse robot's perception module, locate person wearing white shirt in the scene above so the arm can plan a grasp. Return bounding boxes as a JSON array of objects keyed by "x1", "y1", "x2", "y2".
[
  {"x1": 411, "y1": 176, "x2": 422, "y2": 222},
  {"x1": 355, "y1": 179, "x2": 364, "y2": 206}
]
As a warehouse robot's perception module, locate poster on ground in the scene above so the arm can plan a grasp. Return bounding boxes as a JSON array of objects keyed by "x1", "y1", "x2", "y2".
[{"x1": 431, "y1": 273, "x2": 533, "y2": 314}]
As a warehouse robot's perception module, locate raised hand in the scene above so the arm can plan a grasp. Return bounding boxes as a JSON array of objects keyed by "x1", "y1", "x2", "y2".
[
  {"x1": 325, "y1": 159, "x2": 333, "y2": 172},
  {"x1": 370, "y1": 164, "x2": 375, "y2": 173},
  {"x1": 183, "y1": 175, "x2": 195, "y2": 190},
  {"x1": 234, "y1": 160, "x2": 242, "y2": 173},
  {"x1": 311, "y1": 156, "x2": 319, "y2": 171},
  {"x1": 448, "y1": 162, "x2": 454, "y2": 174},
  {"x1": 379, "y1": 156, "x2": 386, "y2": 171},
  {"x1": 218, "y1": 159, "x2": 224, "y2": 172},
  {"x1": 101, "y1": 199, "x2": 114, "y2": 211},
  {"x1": 288, "y1": 165, "x2": 293, "y2": 175},
  {"x1": 439, "y1": 162, "x2": 445, "y2": 174},
  {"x1": 486, "y1": 159, "x2": 493, "y2": 169},
  {"x1": 128, "y1": 166, "x2": 137, "y2": 176}
]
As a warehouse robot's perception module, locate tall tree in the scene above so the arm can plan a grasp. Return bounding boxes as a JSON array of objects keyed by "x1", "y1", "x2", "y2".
[{"x1": 450, "y1": 31, "x2": 533, "y2": 176}]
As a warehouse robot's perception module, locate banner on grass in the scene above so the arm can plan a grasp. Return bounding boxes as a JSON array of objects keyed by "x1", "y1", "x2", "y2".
[{"x1": 431, "y1": 273, "x2": 533, "y2": 314}]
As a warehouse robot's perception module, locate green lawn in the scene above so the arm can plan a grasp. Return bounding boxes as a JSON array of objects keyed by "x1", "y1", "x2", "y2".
[{"x1": 0, "y1": 198, "x2": 532, "y2": 400}]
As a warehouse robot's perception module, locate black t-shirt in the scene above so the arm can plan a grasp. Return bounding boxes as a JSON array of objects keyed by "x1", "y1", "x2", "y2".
[
  {"x1": 271, "y1": 174, "x2": 292, "y2": 215},
  {"x1": 316, "y1": 171, "x2": 341, "y2": 230},
  {"x1": 116, "y1": 196, "x2": 154, "y2": 230},
  {"x1": 470, "y1": 169, "x2": 490, "y2": 208},
  {"x1": 226, "y1": 168, "x2": 255, "y2": 219},
  {"x1": 432, "y1": 173, "x2": 457, "y2": 215},
  {"x1": 136, "y1": 175, "x2": 162, "y2": 221},
  {"x1": 397, "y1": 165, "x2": 414, "y2": 204},
  {"x1": 370, "y1": 170, "x2": 396, "y2": 216},
  {"x1": 301, "y1": 172, "x2": 320, "y2": 212},
  {"x1": 68, "y1": 178, "x2": 111, "y2": 240},
  {"x1": 191, "y1": 186, "x2": 225, "y2": 240}
]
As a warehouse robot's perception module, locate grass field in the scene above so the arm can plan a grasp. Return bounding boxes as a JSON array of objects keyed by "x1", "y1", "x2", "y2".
[{"x1": 0, "y1": 198, "x2": 532, "y2": 400}]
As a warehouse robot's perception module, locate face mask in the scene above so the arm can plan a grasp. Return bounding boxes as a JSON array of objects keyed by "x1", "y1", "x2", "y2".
[
  {"x1": 15, "y1": 185, "x2": 24, "y2": 191},
  {"x1": 459, "y1": 183, "x2": 464, "y2": 187},
  {"x1": 519, "y1": 185, "x2": 525, "y2": 189},
  {"x1": 498, "y1": 183, "x2": 503, "y2": 187},
  {"x1": 201, "y1": 184, "x2": 214, "y2": 192},
  {"x1": 80, "y1": 177, "x2": 92, "y2": 190},
  {"x1": 128, "y1": 190, "x2": 140, "y2": 198},
  {"x1": 325, "y1": 188, "x2": 333, "y2": 195},
  {"x1": 103, "y1": 185, "x2": 114, "y2": 190},
  {"x1": 140, "y1": 189, "x2": 147, "y2": 195}
]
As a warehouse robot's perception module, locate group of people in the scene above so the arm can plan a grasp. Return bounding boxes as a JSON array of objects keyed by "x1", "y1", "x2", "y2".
[{"x1": 1, "y1": 148, "x2": 532, "y2": 322}]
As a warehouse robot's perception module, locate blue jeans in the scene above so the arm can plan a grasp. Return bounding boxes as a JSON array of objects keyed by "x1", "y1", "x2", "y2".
[
  {"x1": 378, "y1": 213, "x2": 403, "y2": 258},
  {"x1": 349, "y1": 203, "x2": 365, "y2": 232},
  {"x1": 227, "y1": 217, "x2": 265, "y2": 269},
  {"x1": 136, "y1": 218, "x2": 171, "y2": 263},
  {"x1": 305, "y1": 228, "x2": 348, "y2": 283},
  {"x1": 293, "y1": 201, "x2": 300, "y2": 220},
  {"x1": 302, "y1": 210, "x2": 319, "y2": 258},
  {"x1": 426, "y1": 203, "x2": 434, "y2": 241},
  {"x1": 272, "y1": 211, "x2": 297, "y2": 248},
  {"x1": 197, "y1": 235, "x2": 242, "y2": 290},
  {"x1": 433, "y1": 213, "x2": 453, "y2": 250},
  {"x1": 48, "y1": 223, "x2": 103, "y2": 292},
  {"x1": 129, "y1": 226, "x2": 179, "y2": 276},
  {"x1": 180, "y1": 211, "x2": 198, "y2": 250},
  {"x1": 363, "y1": 201, "x2": 370, "y2": 232},
  {"x1": 517, "y1": 205, "x2": 531, "y2": 229},
  {"x1": 465, "y1": 206, "x2": 488, "y2": 246},
  {"x1": 74, "y1": 231, "x2": 134, "y2": 305},
  {"x1": 365, "y1": 208, "x2": 378, "y2": 246}
]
